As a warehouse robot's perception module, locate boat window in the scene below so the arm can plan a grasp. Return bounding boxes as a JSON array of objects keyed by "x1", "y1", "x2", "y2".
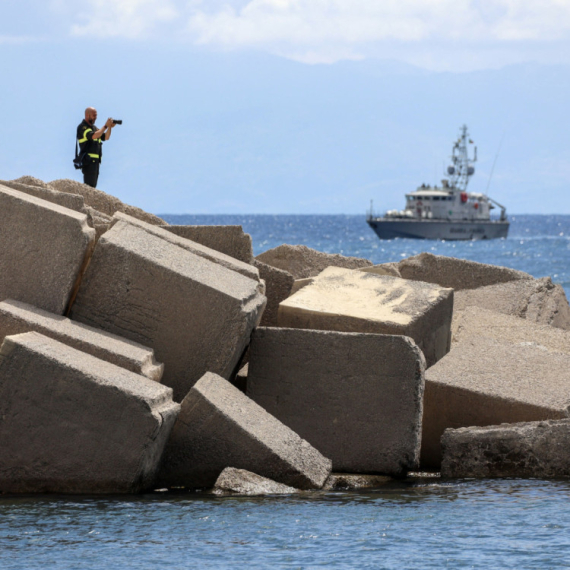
[{"x1": 433, "y1": 197, "x2": 440, "y2": 201}]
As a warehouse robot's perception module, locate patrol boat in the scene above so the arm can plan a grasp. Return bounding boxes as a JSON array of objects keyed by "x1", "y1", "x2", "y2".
[{"x1": 366, "y1": 125, "x2": 509, "y2": 240}]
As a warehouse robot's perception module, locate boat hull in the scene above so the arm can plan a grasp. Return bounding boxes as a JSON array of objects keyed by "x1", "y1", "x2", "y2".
[{"x1": 367, "y1": 218, "x2": 509, "y2": 240}]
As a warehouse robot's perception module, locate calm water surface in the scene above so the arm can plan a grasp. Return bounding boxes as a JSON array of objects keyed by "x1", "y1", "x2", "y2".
[{"x1": 3, "y1": 214, "x2": 570, "y2": 568}]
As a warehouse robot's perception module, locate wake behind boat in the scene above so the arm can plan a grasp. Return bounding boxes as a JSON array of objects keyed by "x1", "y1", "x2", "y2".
[{"x1": 367, "y1": 125, "x2": 509, "y2": 240}]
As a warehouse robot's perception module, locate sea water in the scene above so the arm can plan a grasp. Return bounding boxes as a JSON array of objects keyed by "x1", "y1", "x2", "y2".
[{"x1": 2, "y1": 214, "x2": 570, "y2": 569}]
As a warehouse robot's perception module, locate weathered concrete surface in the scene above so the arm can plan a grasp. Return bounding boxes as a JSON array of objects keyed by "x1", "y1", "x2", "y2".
[
  {"x1": 359, "y1": 263, "x2": 402, "y2": 278},
  {"x1": 70, "y1": 221, "x2": 266, "y2": 401},
  {"x1": 114, "y1": 213, "x2": 260, "y2": 282},
  {"x1": 452, "y1": 306, "x2": 570, "y2": 356},
  {"x1": 0, "y1": 179, "x2": 86, "y2": 212},
  {"x1": 253, "y1": 260, "x2": 294, "y2": 326},
  {"x1": 0, "y1": 332, "x2": 179, "y2": 494},
  {"x1": 256, "y1": 244, "x2": 373, "y2": 279},
  {"x1": 8, "y1": 175, "x2": 50, "y2": 188},
  {"x1": 157, "y1": 372, "x2": 332, "y2": 489},
  {"x1": 49, "y1": 178, "x2": 166, "y2": 225},
  {"x1": 290, "y1": 277, "x2": 314, "y2": 295},
  {"x1": 0, "y1": 185, "x2": 96, "y2": 315},
  {"x1": 247, "y1": 328, "x2": 425, "y2": 475},
  {"x1": 422, "y1": 336, "x2": 570, "y2": 468},
  {"x1": 162, "y1": 225, "x2": 253, "y2": 263},
  {"x1": 212, "y1": 468, "x2": 299, "y2": 495},
  {"x1": 278, "y1": 267, "x2": 453, "y2": 367},
  {"x1": 323, "y1": 473, "x2": 393, "y2": 490},
  {"x1": 396, "y1": 253, "x2": 532, "y2": 290},
  {"x1": 0, "y1": 299, "x2": 163, "y2": 381},
  {"x1": 441, "y1": 419, "x2": 570, "y2": 479},
  {"x1": 454, "y1": 277, "x2": 570, "y2": 330}
]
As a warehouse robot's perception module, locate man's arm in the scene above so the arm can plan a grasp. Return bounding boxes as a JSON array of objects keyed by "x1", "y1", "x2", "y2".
[{"x1": 92, "y1": 118, "x2": 114, "y2": 141}]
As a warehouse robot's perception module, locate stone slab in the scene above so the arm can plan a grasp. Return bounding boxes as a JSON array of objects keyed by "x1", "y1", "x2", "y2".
[
  {"x1": 323, "y1": 473, "x2": 393, "y2": 490},
  {"x1": 359, "y1": 263, "x2": 402, "y2": 278},
  {"x1": 162, "y1": 225, "x2": 253, "y2": 263},
  {"x1": 396, "y1": 253, "x2": 532, "y2": 290},
  {"x1": 212, "y1": 468, "x2": 298, "y2": 495},
  {"x1": 157, "y1": 372, "x2": 332, "y2": 490},
  {"x1": 253, "y1": 260, "x2": 294, "y2": 326},
  {"x1": 114, "y1": 213, "x2": 260, "y2": 282},
  {"x1": 256, "y1": 244, "x2": 372, "y2": 279},
  {"x1": 70, "y1": 220, "x2": 266, "y2": 401},
  {"x1": 454, "y1": 277, "x2": 570, "y2": 330},
  {"x1": 0, "y1": 332, "x2": 179, "y2": 494},
  {"x1": 278, "y1": 267, "x2": 453, "y2": 367},
  {"x1": 0, "y1": 179, "x2": 86, "y2": 212},
  {"x1": 0, "y1": 185, "x2": 95, "y2": 315},
  {"x1": 247, "y1": 327, "x2": 425, "y2": 475},
  {"x1": 49, "y1": 178, "x2": 166, "y2": 225},
  {"x1": 441, "y1": 419, "x2": 570, "y2": 479},
  {"x1": 422, "y1": 335, "x2": 570, "y2": 468},
  {"x1": 0, "y1": 299, "x2": 163, "y2": 381}
]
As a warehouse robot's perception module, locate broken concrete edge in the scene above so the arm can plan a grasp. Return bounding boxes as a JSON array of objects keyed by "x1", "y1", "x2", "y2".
[
  {"x1": 111, "y1": 212, "x2": 261, "y2": 284},
  {"x1": 210, "y1": 467, "x2": 300, "y2": 496}
]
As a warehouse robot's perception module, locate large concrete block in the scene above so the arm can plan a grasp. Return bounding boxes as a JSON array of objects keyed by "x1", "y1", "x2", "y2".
[
  {"x1": 157, "y1": 372, "x2": 332, "y2": 489},
  {"x1": 212, "y1": 468, "x2": 298, "y2": 495},
  {"x1": 278, "y1": 267, "x2": 453, "y2": 367},
  {"x1": 162, "y1": 225, "x2": 253, "y2": 263},
  {"x1": 0, "y1": 332, "x2": 179, "y2": 494},
  {"x1": 422, "y1": 336, "x2": 570, "y2": 468},
  {"x1": 70, "y1": 221, "x2": 266, "y2": 401},
  {"x1": 49, "y1": 178, "x2": 166, "y2": 226},
  {"x1": 253, "y1": 260, "x2": 294, "y2": 326},
  {"x1": 454, "y1": 277, "x2": 570, "y2": 330},
  {"x1": 0, "y1": 299, "x2": 163, "y2": 381},
  {"x1": 114, "y1": 213, "x2": 259, "y2": 282},
  {"x1": 0, "y1": 179, "x2": 86, "y2": 212},
  {"x1": 247, "y1": 328, "x2": 425, "y2": 475},
  {"x1": 0, "y1": 185, "x2": 96, "y2": 315},
  {"x1": 441, "y1": 419, "x2": 570, "y2": 479},
  {"x1": 256, "y1": 244, "x2": 372, "y2": 279},
  {"x1": 397, "y1": 253, "x2": 532, "y2": 290}
]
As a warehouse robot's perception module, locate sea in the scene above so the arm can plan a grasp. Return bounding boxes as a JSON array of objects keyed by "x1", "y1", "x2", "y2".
[{"x1": 2, "y1": 214, "x2": 570, "y2": 570}]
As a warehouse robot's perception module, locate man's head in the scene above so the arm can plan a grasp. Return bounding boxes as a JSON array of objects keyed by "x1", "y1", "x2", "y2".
[{"x1": 85, "y1": 107, "x2": 97, "y2": 125}]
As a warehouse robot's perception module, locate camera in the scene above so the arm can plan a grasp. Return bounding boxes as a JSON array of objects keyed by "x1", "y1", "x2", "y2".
[{"x1": 112, "y1": 119, "x2": 123, "y2": 125}]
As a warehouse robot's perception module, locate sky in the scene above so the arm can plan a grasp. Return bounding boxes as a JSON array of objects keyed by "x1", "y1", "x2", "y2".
[{"x1": 1, "y1": 0, "x2": 570, "y2": 214}]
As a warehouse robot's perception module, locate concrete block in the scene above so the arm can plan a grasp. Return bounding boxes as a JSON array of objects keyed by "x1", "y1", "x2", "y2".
[
  {"x1": 212, "y1": 468, "x2": 298, "y2": 495},
  {"x1": 0, "y1": 299, "x2": 163, "y2": 381},
  {"x1": 422, "y1": 336, "x2": 570, "y2": 468},
  {"x1": 359, "y1": 263, "x2": 402, "y2": 278},
  {"x1": 247, "y1": 328, "x2": 425, "y2": 475},
  {"x1": 157, "y1": 372, "x2": 332, "y2": 489},
  {"x1": 0, "y1": 332, "x2": 179, "y2": 494},
  {"x1": 253, "y1": 260, "x2": 294, "y2": 326},
  {"x1": 70, "y1": 220, "x2": 266, "y2": 401},
  {"x1": 114, "y1": 213, "x2": 260, "y2": 282},
  {"x1": 278, "y1": 267, "x2": 453, "y2": 367},
  {"x1": 454, "y1": 277, "x2": 570, "y2": 330},
  {"x1": 441, "y1": 419, "x2": 570, "y2": 479},
  {"x1": 256, "y1": 244, "x2": 372, "y2": 279},
  {"x1": 323, "y1": 474, "x2": 393, "y2": 490},
  {"x1": 0, "y1": 185, "x2": 96, "y2": 315},
  {"x1": 49, "y1": 178, "x2": 166, "y2": 226},
  {"x1": 0, "y1": 179, "x2": 86, "y2": 212},
  {"x1": 162, "y1": 225, "x2": 253, "y2": 263},
  {"x1": 397, "y1": 253, "x2": 532, "y2": 290}
]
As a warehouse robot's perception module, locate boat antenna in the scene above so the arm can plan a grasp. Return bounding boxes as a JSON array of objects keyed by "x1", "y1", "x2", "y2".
[{"x1": 485, "y1": 131, "x2": 506, "y2": 194}]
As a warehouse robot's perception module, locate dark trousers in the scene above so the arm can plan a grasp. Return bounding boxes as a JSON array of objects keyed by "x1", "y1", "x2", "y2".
[{"x1": 82, "y1": 160, "x2": 100, "y2": 188}]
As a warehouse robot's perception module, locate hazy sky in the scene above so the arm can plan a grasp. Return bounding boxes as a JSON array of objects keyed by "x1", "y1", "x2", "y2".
[{"x1": 1, "y1": 0, "x2": 570, "y2": 214}]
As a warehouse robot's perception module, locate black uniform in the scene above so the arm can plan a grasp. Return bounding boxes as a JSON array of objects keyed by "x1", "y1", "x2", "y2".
[{"x1": 77, "y1": 119, "x2": 106, "y2": 188}]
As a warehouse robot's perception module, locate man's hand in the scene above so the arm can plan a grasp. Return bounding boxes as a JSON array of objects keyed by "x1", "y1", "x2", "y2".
[{"x1": 105, "y1": 118, "x2": 114, "y2": 129}]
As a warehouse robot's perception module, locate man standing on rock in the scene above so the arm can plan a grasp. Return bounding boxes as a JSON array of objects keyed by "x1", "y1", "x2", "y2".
[{"x1": 77, "y1": 107, "x2": 116, "y2": 188}]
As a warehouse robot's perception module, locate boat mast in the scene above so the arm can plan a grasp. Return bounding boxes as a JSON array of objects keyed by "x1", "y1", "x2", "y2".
[{"x1": 447, "y1": 125, "x2": 476, "y2": 192}]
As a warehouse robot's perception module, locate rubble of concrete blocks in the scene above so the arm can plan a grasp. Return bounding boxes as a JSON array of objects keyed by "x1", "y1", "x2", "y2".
[
  {"x1": 441, "y1": 419, "x2": 570, "y2": 479},
  {"x1": 156, "y1": 372, "x2": 332, "y2": 490},
  {"x1": 0, "y1": 332, "x2": 180, "y2": 494},
  {"x1": 212, "y1": 468, "x2": 299, "y2": 496},
  {"x1": 278, "y1": 267, "x2": 453, "y2": 367},
  {"x1": 70, "y1": 217, "x2": 266, "y2": 402},
  {"x1": 253, "y1": 260, "x2": 294, "y2": 327},
  {"x1": 247, "y1": 328, "x2": 426, "y2": 476},
  {"x1": 162, "y1": 224, "x2": 254, "y2": 263},
  {"x1": 256, "y1": 243, "x2": 373, "y2": 279}
]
